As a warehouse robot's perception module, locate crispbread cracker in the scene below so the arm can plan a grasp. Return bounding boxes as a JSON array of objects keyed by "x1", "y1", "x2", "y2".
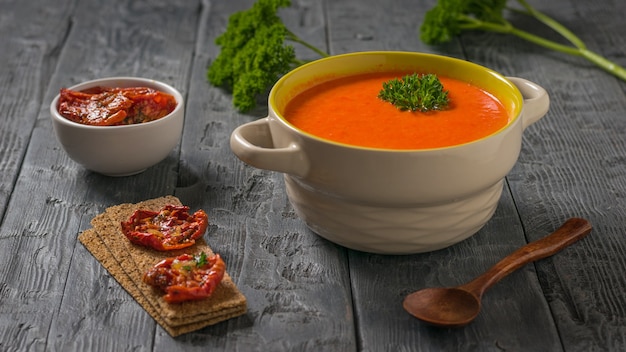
[
  {"x1": 78, "y1": 229, "x2": 246, "y2": 336},
  {"x1": 93, "y1": 197, "x2": 246, "y2": 325},
  {"x1": 79, "y1": 196, "x2": 247, "y2": 336}
]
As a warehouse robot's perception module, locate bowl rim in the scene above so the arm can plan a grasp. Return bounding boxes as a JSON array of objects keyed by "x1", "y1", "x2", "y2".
[
  {"x1": 268, "y1": 51, "x2": 524, "y2": 152},
  {"x1": 50, "y1": 76, "x2": 184, "y2": 130}
]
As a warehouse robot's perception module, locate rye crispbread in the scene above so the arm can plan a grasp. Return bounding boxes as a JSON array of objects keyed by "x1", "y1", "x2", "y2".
[{"x1": 78, "y1": 196, "x2": 247, "y2": 336}]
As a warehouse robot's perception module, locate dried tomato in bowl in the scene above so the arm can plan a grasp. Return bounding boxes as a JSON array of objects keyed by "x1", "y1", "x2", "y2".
[{"x1": 57, "y1": 86, "x2": 177, "y2": 126}]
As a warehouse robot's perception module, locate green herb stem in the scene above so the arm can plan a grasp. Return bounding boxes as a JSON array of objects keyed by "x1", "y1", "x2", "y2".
[
  {"x1": 459, "y1": 15, "x2": 626, "y2": 82},
  {"x1": 286, "y1": 30, "x2": 330, "y2": 59},
  {"x1": 513, "y1": 0, "x2": 586, "y2": 49},
  {"x1": 421, "y1": 0, "x2": 626, "y2": 83},
  {"x1": 579, "y1": 50, "x2": 626, "y2": 81}
]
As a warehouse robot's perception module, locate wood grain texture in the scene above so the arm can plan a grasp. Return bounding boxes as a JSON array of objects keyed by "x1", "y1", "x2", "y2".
[
  {"x1": 0, "y1": 0, "x2": 198, "y2": 350},
  {"x1": 0, "y1": 0, "x2": 625, "y2": 350},
  {"x1": 156, "y1": 0, "x2": 355, "y2": 350},
  {"x1": 461, "y1": 0, "x2": 626, "y2": 350},
  {"x1": 0, "y1": 1, "x2": 76, "y2": 351},
  {"x1": 0, "y1": 0, "x2": 73, "y2": 230},
  {"x1": 328, "y1": 0, "x2": 559, "y2": 351},
  {"x1": 46, "y1": 0, "x2": 200, "y2": 346}
]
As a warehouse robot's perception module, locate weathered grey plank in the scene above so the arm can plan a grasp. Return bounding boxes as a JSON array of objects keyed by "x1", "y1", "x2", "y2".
[
  {"x1": 464, "y1": 0, "x2": 626, "y2": 351},
  {"x1": 47, "y1": 0, "x2": 201, "y2": 346},
  {"x1": 326, "y1": 0, "x2": 564, "y2": 350},
  {"x1": 152, "y1": 0, "x2": 356, "y2": 350},
  {"x1": 0, "y1": 0, "x2": 198, "y2": 351},
  {"x1": 0, "y1": 0, "x2": 73, "y2": 234},
  {"x1": 327, "y1": 0, "x2": 463, "y2": 57},
  {"x1": 349, "y1": 193, "x2": 565, "y2": 352},
  {"x1": 0, "y1": 1, "x2": 76, "y2": 351},
  {"x1": 1, "y1": 0, "x2": 625, "y2": 350},
  {"x1": 330, "y1": 2, "x2": 620, "y2": 350},
  {"x1": 505, "y1": 1, "x2": 626, "y2": 350}
]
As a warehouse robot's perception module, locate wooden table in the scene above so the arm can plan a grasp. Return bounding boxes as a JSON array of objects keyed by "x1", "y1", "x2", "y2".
[{"x1": 1, "y1": 0, "x2": 625, "y2": 350}]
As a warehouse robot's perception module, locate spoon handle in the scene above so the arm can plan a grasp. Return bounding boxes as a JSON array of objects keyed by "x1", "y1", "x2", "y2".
[{"x1": 461, "y1": 218, "x2": 591, "y2": 298}]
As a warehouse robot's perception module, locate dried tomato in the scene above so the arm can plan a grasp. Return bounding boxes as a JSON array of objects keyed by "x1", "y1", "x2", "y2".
[
  {"x1": 57, "y1": 86, "x2": 177, "y2": 126},
  {"x1": 143, "y1": 252, "x2": 225, "y2": 303},
  {"x1": 121, "y1": 205, "x2": 208, "y2": 251}
]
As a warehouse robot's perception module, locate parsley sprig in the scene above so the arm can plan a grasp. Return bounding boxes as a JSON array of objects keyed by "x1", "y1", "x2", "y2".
[
  {"x1": 420, "y1": 0, "x2": 626, "y2": 82},
  {"x1": 195, "y1": 252, "x2": 208, "y2": 267},
  {"x1": 182, "y1": 252, "x2": 209, "y2": 271},
  {"x1": 378, "y1": 73, "x2": 450, "y2": 112},
  {"x1": 207, "y1": 0, "x2": 329, "y2": 112}
]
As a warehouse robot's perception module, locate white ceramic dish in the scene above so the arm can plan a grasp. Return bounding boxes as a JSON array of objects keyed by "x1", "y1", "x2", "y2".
[
  {"x1": 230, "y1": 51, "x2": 550, "y2": 254},
  {"x1": 50, "y1": 77, "x2": 184, "y2": 176}
]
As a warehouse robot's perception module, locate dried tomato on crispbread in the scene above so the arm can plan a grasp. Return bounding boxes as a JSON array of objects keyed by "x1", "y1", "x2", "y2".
[
  {"x1": 143, "y1": 252, "x2": 225, "y2": 303},
  {"x1": 121, "y1": 204, "x2": 208, "y2": 251}
]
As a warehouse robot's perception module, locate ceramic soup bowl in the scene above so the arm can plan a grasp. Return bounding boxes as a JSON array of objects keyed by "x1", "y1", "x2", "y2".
[{"x1": 230, "y1": 51, "x2": 549, "y2": 254}]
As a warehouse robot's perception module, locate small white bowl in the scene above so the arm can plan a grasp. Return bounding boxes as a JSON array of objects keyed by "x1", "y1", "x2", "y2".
[{"x1": 50, "y1": 77, "x2": 184, "y2": 176}]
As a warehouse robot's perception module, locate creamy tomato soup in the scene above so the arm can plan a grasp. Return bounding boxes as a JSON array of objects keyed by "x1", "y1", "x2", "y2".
[{"x1": 283, "y1": 72, "x2": 509, "y2": 149}]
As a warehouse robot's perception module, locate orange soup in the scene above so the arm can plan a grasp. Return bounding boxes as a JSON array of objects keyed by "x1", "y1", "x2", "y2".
[{"x1": 283, "y1": 72, "x2": 510, "y2": 149}]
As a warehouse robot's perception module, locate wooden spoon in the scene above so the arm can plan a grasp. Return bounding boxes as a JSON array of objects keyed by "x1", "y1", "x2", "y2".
[{"x1": 403, "y1": 218, "x2": 592, "y2": 327}]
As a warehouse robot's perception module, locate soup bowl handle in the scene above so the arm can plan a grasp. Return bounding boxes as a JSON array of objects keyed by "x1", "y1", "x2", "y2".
[
  {"x1": 230, "y1": 117, "x2": 310, "y2": 178},
  {"x1": 506, "y1": 77, "x2": 550, "y2": 130}
]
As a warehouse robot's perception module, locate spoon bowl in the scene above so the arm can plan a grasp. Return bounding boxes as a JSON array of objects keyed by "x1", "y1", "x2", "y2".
[
  {"x1": 403, "y1": 287, "x2": 480, "y2": 328},
  {"x1": 403, "y1": 218, "x2": 592, "y2": 327}
]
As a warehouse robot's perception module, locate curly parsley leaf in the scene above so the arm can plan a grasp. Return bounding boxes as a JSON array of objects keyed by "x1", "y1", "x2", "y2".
[
  {"x1": 207, "y1": 0, "x2": 329, "y2": 112},
  {"x1": 378, "y1": 73, "x2": 450, "y2": 112},
  {"x1": 195, "y1": 252, "x2": 208, "y2": 268}
]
